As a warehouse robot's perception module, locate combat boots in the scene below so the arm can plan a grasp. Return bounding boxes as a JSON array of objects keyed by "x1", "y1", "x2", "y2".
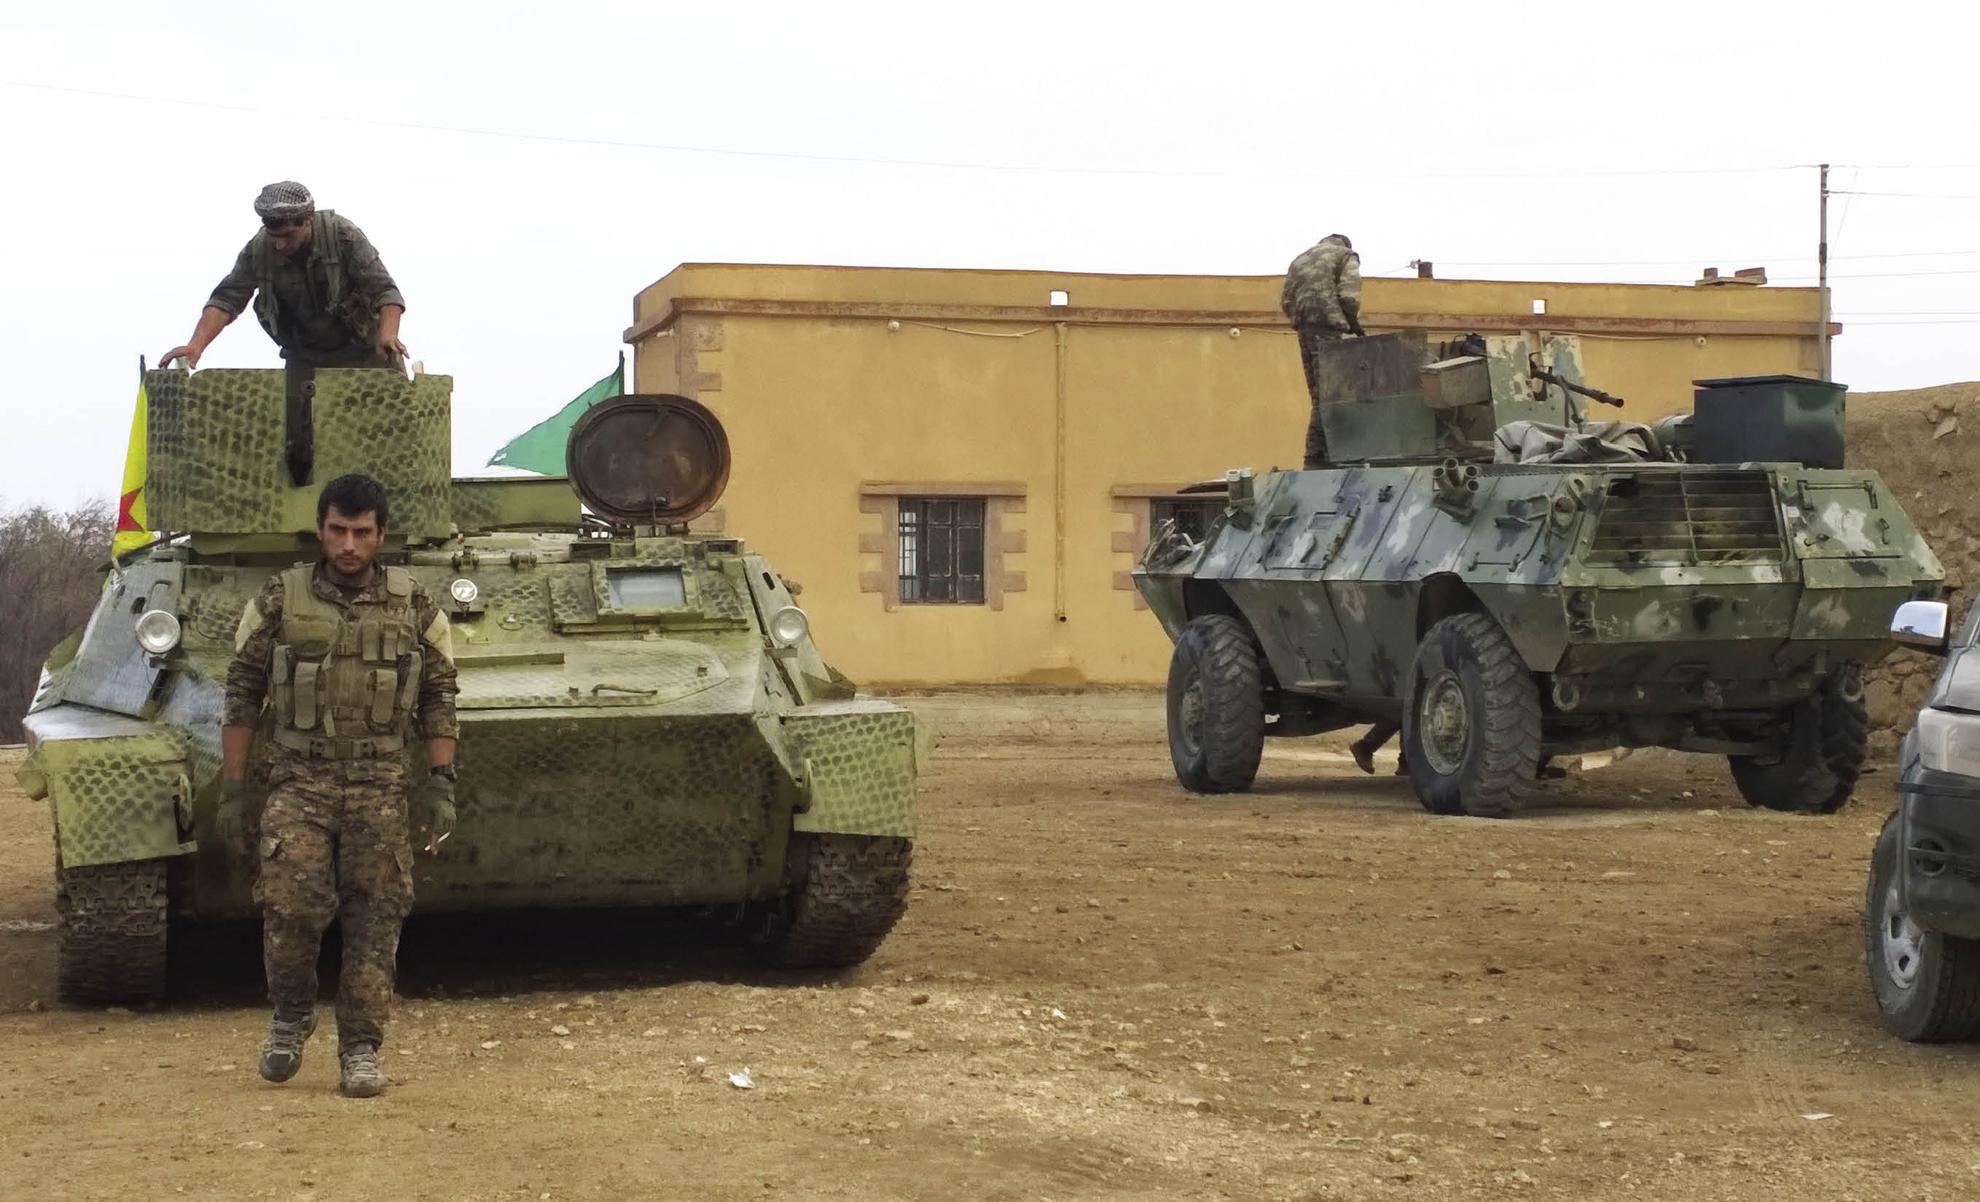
[
  {"x1": 259, "y1": 1010, "x2": 318, "y2": 1083},
  {"x1": 339, "y1": 1043, "x2": 387, "y2": 1098}
]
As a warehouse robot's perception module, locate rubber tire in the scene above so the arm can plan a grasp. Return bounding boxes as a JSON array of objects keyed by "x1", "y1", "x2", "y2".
[
  {"x1": 1864, "y1": 813, "x2": 1980, "y2": 1041},
  {"x1": 750, "y1": 833, "x2": 912, "y2": 969},
  {"x1": 1401, "y1": 614, "x2": 1543, "y2": 819},
  {"x1": 1165, "y1": 615, "x2": 1265, "y2": 794},
  {"x1": 1730, "y1": 664, "x2": 1868, "y2": 814},
  {"x1": 55, "y1": 856, "x2": 169, "y2": 1005}
]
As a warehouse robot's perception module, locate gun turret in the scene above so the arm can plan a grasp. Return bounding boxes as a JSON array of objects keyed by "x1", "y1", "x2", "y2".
[{"x1": 1310, "y1": 331, "x2": 1604, "y2": 462}]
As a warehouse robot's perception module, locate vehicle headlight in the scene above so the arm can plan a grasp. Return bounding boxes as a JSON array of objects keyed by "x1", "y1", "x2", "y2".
[
  {"x1": 768, "y1": 605, "x2": 810, "y2": 648},
  {"x1": 450, "y1": 578, "x2": 480, "y2": 605},
  {"x1": 1915, "y1": 707, "x2": 1980, "y2": 779},
  {"x1": 134, "y1": 609, "x2": 182, "y2": 655}
]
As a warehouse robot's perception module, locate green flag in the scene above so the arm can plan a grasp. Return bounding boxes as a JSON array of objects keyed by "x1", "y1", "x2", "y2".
[{"x1": 487, "y1": 354, "x2": 626, "y2": 474}]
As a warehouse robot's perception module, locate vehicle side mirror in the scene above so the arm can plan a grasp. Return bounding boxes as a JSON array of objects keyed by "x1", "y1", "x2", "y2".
[{"x1": 1892, "y1": 599, "x2": 1951, "y2": 653}]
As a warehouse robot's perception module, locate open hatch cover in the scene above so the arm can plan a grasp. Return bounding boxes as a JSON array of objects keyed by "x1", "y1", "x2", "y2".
[{"x1": 565, "y1": 394, "x2": 731, "y2": 524}]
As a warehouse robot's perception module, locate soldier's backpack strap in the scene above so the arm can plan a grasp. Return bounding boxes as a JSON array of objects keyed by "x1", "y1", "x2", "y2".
[
  {"x1": 382, "y1": 565, "x2": 419, "y2": 650},
  {"x1": 250, "y1": 228, "x2": 279, "y2": 338},
  {"x1": 378, "y1": 566, "x2": 422, "y2": 730},
  {"x1": 278, "y1": 565, "x2": 319, "y2": 619},
  {"x1": 272, "y1": 566, "x2": 322, "y2": 731},
  {"x1": 314, "y1": 210, "x2": 345, "y2": 316}
]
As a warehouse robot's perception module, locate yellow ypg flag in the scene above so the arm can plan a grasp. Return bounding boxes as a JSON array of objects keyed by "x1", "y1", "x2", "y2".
[{"x1": 112, "y1": 371, "x2": 151, "y2": 558}]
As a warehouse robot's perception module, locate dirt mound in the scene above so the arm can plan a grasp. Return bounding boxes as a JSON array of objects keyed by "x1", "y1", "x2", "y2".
[{"x1": 1848, "y1": 381, "x2": 1979, "y2": 748}]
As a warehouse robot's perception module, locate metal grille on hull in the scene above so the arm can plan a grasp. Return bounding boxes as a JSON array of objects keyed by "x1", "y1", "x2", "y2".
[{"x1": 1585, "y1": 470, "x2": 1783, "y2": 565}]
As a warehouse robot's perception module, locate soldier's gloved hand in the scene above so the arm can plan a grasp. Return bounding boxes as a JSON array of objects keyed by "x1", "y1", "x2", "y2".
[
  {"x1": 216, "y1": 777, "x2": 251, "y2": 859},
  {"x1": 417, "y1": 766, "x2": 457, "y2": 856}
]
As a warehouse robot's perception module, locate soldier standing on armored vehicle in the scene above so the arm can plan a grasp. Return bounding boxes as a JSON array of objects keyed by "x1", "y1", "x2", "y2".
[
  {"x1": 1282, "y1": 235, "x2": 1401, "y2": 775},
  {"x1": 160, "y1": 182, "x2": 408, "y2": 372},
  {"x1": 219, "y1": 474, "x2": 458, "y2": 1098},
  {"x1": 1281, "y1": 232, "x2": 1365, "y2": 469}
]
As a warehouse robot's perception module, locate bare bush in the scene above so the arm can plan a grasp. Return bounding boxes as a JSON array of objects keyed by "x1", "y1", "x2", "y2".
[{"x1": 0, "y1": 502, "x2": 115, "y2": 742}]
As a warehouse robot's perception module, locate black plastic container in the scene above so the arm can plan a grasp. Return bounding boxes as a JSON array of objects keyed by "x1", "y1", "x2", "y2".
[{"x1": 1691, "y1": 374, "x2": 1846, "y2": 469}]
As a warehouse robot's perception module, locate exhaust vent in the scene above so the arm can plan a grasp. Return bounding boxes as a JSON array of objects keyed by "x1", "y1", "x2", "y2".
[{"x1": 1585, "y1": 470, "x2": 1782, "y2": 565}]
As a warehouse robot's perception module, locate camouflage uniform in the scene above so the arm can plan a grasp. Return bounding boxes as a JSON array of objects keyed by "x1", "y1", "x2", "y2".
[
  {"x1": 207, "y1": 211, "x2": 405, "y2": 369},
  {"x1": 1280, "y1": 235, "x2": 1364, "y2": 468},
  {"x1": 224, "y1": 562, "x2": 457, "y2": 1052}
]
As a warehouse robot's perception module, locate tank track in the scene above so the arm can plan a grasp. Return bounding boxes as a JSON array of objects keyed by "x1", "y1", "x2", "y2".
[
  {"x1": 753, "y1": 834, "x2": 912, "y2": 968},
  {"x1": 55, "y1": 857, "x2": 169, "y2": 1005}
]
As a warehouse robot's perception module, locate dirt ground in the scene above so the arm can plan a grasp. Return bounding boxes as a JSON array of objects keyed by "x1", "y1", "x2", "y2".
[{"x1": 3, "y1": 694, "x2": 1979, "y2": 1202}]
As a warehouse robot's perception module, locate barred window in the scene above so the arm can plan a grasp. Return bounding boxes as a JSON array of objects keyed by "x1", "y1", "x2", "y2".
[
  {"x1": 898, "y1": 497, "x2": 986, "y2": 604},
  {"x1": 1151, "y1": 498, "x2": 1224, "y2": 543}
]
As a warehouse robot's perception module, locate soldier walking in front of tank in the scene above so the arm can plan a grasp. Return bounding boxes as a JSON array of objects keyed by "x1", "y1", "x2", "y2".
[
  {"x1": 217, "y1": 474, "x2": 459, "y2": 1098},
  {"x1": 1281, "y1": 232, "x2": 1366, "y2": 469},
  {"x1": 160, "y1": 182, "x2": 407, "y2": 372}
]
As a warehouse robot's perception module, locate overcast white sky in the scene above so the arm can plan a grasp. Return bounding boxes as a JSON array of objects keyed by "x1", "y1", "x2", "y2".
[{"x1": 3, "y1": 0, "x2": 1977, "y2": 511}]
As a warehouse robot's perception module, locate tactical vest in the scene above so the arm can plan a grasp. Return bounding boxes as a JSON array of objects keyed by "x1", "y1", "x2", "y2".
[
  {"x1": 247, "y1": 210, "x2": 373, "y2": 347},
  {"x1": 268, "y1": 565, "x2": 423, "y2": 759}
]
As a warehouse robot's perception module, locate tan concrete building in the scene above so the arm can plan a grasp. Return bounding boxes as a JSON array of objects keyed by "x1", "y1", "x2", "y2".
[{"x1": 625, "y1": 264, "x2": 1830, "y2": 687}]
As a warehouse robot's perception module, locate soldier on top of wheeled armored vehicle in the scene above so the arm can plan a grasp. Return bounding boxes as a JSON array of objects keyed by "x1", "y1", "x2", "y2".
[{"x1": 1281, "y1": 232, "x2": 1366, "y2": 470}]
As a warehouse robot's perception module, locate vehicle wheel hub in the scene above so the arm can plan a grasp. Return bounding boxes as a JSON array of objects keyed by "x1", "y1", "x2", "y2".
[
  {"x1": 1420, "y1": 669, "x2": 1470, "y2": 776},
  {"x1": 1882, "y1": 881, "x2": 1925, "y2": 991},
  {"x1": 1178, "y1": 673, "x2": 1205, "y2": 755}
]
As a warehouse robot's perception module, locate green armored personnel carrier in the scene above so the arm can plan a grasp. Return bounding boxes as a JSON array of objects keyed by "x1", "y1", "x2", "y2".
[
  {"x1": 1135, "y1": 331, "x2": 1943, "y2": 818},
  {"x1": 18, "y1": 368, "x2": 919, "y2": 1002}
]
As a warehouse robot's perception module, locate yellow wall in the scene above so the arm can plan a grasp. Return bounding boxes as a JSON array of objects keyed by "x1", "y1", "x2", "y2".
[{"x1": 627, "y1": 264, "x2": 1828, "y2": 686}]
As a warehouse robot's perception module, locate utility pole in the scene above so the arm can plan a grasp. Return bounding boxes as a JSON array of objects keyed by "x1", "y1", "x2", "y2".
[{"x1": 1818, "y1": 162, "x2": 1831, "y2": 382}]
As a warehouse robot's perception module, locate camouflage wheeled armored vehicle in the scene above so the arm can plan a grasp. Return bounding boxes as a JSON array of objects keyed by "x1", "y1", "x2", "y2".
[
  {"x1": 17, "y1": 366, "x2": 921, "y2": 1002},
  {"x1": 1135, "y1": 331, "x2": 1943, "y2": 818}
]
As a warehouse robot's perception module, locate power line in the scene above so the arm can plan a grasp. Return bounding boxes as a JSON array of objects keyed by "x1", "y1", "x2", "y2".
[
  {"x1": 1777, "y1": 268, "x2": 1980, "y2": 280},
  {"x1": 1834, "y1": 167, "x2": 1862, "y2": 245},
  {"x1": 1439, "y1": 257, "x2": 1797, "y2": 267},
  {"x1": 1836, "y1": 248, "x2": 1980, "y2": 259},
  {"x1": 1830, "y1": 189, "x2": 1980, "y2": 202},
  {"x1": 1831, "y1": 162, "x2": 1980, "y2": 171},
  {"x1": 0, "y1": 77, "x2": 1816, "y2": 182},
  {"x1": 1443, "y1": 267, "x2": 1980, "y2": 283},
  {"x1": 1438, "y1": 248, "x2": 1980, "y2": 268}
]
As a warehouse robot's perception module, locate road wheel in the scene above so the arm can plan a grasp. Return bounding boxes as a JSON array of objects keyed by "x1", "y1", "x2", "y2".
[
  {"x1": 1165, "y1": 615, "x2": 1265, "y2": 794},
  {"x1": 1402, "y1": 614, "x2": 1542, "y2": 819},
  {"x1": 55, "y1": 854, "x2": 169, "y2": 1005},
  {"x1": 749, "y1": 833, "x2": 912, "y2": 968},
  {"x1": 1731, "y1": 664, "x2": 1867, "y2": 813},
  {"x1": 1865, "y1": 814, "x2": 1980, "y2": 1041}
]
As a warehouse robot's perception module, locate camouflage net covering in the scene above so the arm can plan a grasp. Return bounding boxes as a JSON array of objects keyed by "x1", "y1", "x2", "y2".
[
  {"x1": 145, "y1": 369, "x2": 286, "y2": 531},
  {"x1": 421, "y1": 710, "x2": 793, "y2": 909},
  {"x1": 786, "y1": 703, "x2": 918, "y2": 838},
  {"x1": 34, "y1": 729, "x2": 190, "y2": 868},
  {"x1": 144, "y1": 368, "x2": 452, "y2": 537},
  {"x1": 312, "y1": 372, "x2": 452, "y2": 535}
]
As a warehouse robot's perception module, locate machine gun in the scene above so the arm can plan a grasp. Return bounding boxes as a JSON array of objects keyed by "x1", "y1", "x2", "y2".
[{"x1": 1530, "y1": 359, "x2": 1624, "y2": 409}]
